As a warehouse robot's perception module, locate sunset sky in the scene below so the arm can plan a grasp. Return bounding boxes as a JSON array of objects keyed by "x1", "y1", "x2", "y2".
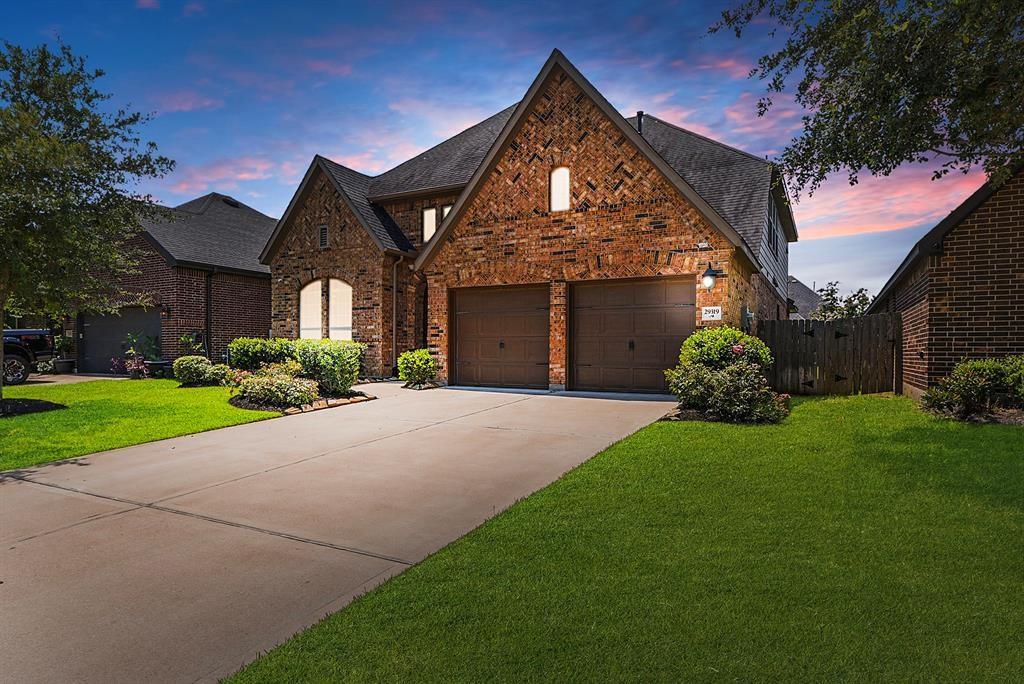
[{"x1": 7, "y1": 0, "x2": 987, "y2": 294}]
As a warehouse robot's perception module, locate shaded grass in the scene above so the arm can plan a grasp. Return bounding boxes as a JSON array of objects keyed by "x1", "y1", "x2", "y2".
[
  {"x1": 231, "y1": 395, "x2": 1023, "y2": 682},
  {"x1": 0, "y1": 379, "x2": 274, "y2": 470}
]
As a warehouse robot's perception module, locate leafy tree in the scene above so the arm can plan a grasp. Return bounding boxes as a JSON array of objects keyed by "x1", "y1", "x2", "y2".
[
  {"x1": 812, "y1": 282, "x2": 873, "y2": 320},
  {"x1": 711, "y1": 0, "x2": 1024, "y2": 196},
  {"x1": 0, "y1": 41, "x2": 173, "y2": 408}
]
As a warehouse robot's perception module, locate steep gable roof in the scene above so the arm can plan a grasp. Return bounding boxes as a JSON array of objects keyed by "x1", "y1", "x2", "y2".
[
  {"x1": 413, "y1": 49, "x2": 759, "y2": 271},
  {"x1": 260, "y1": 156, "x2": 413, "y2": 263},
  {"x1": 143, "y1": 193, "x2": 277, "y2": 276},
  {"x1": 787, "y1": 276, "x2": 821, "y2": 319},
  {"x1": 367, "y1": 105, "x2": 517, "y2": 200}
]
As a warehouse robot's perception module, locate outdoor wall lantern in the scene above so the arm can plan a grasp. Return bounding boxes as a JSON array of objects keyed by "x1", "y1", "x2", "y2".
[
  {"x1": 701, "y1": 262, "x2": 721, "y2": 291},
  {"x1": 161, "y1": 305, "x2": 172, "y2": 320}
]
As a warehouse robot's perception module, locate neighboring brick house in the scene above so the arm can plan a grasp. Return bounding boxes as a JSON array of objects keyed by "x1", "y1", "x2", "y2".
[
  {"x1": 72, "y1": 193, "x2": 276, "y2": 372},
  {"x1": 262, "y1": 50, "x2": 798, "y2": 391},
  {"x1": 867, "y1": 170, "x2": 1024, "y2": 397}
]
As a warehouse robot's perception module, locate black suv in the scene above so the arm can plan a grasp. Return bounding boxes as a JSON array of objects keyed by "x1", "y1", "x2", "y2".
[{"x1": 3, "y1": 329, "x2": 56, "y2": 385}]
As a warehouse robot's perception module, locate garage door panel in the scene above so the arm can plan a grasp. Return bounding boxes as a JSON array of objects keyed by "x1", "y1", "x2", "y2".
[
  {"x1": 571, "y1": 278, "x2": 695, "y2": 393},
  {"x1": 454, "y1": 286, "x2": 549, "y2": 389}
]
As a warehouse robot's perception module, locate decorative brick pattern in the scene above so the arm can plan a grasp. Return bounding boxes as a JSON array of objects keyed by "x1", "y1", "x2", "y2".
[
  {"x1": 424, "y1": 66, "x2": 773, "y2": 386},
  {"x1": 874, "y1": 171, "x2": 1024, "y2": 395}
]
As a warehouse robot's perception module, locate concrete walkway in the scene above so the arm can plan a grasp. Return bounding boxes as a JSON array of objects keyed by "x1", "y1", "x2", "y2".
[{"x1": 1, "y1": 383, "x2": 673, "y2": 683}]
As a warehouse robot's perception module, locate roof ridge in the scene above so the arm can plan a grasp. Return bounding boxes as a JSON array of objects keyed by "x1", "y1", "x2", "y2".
[
  {"x1": 314, "y1": 154, "x2": 374, "y2": 181},
  {"x1": 638, "y1": 113, "x2": 772, "y2": 165}
]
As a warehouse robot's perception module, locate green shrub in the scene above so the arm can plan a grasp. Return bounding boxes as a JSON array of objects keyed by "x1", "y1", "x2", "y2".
[
  {"x1": 227, "y1": 337, "x2": 296, "y2": 371},
  {"x1": 205, "y1": 363, "x2": 231, "y2": 386},
  {"x1": 923, "y1": 358, "x2": 1008, "y2": 418},
  {"x1": 294, "y1": 339, "x2": 364, "y2": 394},
  {"x1": 258, "y1": 359, "x2": 302, "y2": 378},
  {"x1": 678, "y1": 326, "x2": 773, "y2": 370},
  {"x1": 173, "y1": 355, "x2": 212, "y2": 386},
  {"x1": 1003, "y1": 355, "x2": 1024, "y2": 404},
  {"x1": 398, "y1": 348, "x2": 437, "y2": 385},
  {"x1": 667, "y1": 361, "x2": 788, "y2": 423},
  {"x1": 236, "y1": 374, "x2": 319, "y2": 409}
]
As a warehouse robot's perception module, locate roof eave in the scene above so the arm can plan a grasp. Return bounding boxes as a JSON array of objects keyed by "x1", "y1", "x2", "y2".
[{"x1": 367, "y1": 183, "x2": 467, "y2": 203}]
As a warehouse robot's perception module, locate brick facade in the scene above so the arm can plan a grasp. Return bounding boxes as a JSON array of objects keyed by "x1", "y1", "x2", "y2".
[
  {"x1": 423, "y1": 66, "x2": 768, "y2": 387},
  {"x1": 267, "y1": 168, "x2": 422, "y2": 376},
  {"x1": 873, "y1": 171, "x2": 1024, "y2": 396}
]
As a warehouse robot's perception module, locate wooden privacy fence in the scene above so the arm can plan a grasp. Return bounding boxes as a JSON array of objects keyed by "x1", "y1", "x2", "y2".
[{"x1": 756, "y1": 314, "x2": 901, "y2": 395}]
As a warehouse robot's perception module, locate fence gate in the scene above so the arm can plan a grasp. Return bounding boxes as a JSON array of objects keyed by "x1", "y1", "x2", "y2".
[{"x1": 756, "y1": 314, "x2": 900, "y2": 395}]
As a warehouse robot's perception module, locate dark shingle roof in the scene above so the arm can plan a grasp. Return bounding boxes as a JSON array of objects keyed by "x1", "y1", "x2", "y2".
[
  {"x1": 367, "y1": 105, "x2": 518, "y2": 199},
  {"x1": 627, "y1": 114, "x2": 773, "y2": 259},
  {"x1": 145, "y1": 193, "x2": 277, "y2": 275},
  {"x1": 787, "y1": 276, "x2": 821, "y2": 319},
  {"x1": 317, "y1": 157, "x2": 414, "y2": 252}
]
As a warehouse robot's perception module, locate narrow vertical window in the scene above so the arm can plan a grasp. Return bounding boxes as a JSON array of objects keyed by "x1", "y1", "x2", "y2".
[
  {"x1": 422, "y1": 207, "x2": 437, "y2": 242},
  {"x1": 299, "y1": 280, "x2": 322, "y2": 339},
  {"x1": 319, "y1": 224, "x2": 329, "y2": 249},
  {"x1": 550, "y1": 167, "x2": 570, "y2": 212},
  {"x1": 328, "y1": 279, "x2": 353, "y2": 340}
]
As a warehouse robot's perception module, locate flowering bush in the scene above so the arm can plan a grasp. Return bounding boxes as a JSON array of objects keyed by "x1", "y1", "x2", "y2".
[
  {"x1": 398, "y1": 348, "x2": 437, "y2": 385},
  {"x1": 258, "y1": 359, "x2": 303, "y2": 378},
  {"x1": 677, "y1": 326, "x2": 773, "y2": 370},
  {"x1": 205, "y1": 363, "x2": 232, "y2": 386}
]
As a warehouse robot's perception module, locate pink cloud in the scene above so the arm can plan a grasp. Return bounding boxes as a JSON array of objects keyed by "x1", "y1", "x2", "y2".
[
  {"x1": 651, "y1": 105, "x2": 725, "y2": 142},
  {"x1": 136, "y1": 0, "x2": 159, "y2": 8},
  {"x1": 305, "y1": 59, "x2": 353, "y2": 77},
  {"x1": 169, "y1": 156, "x2": 277, "y2": 194},
  {"x1": 672, "y1": 56, "x2": 754, "y2": 79},
  {"x1": 794, "y1": 166, "x2": 986, "y2": 240},
  {"x1": 183, "y1": 2, "x2": 204, "y2": 16},
  {"x1": 388, "y1": 98, "x2": 488, "y2": 138},
  {"x1": 151, "y1": 89, "x2": 224, "y2": 113},
  {"x1": 723, "y1": 92, "x2": 802, "y2": 137}
]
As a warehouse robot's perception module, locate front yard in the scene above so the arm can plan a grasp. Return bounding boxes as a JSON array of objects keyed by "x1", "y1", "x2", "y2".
[
  {"x1": 231, "y1": 394, "x2": 1023, "y2": 682},
  {"x1": 0, "y1": 379, "x2": 274, "y2": 471}
]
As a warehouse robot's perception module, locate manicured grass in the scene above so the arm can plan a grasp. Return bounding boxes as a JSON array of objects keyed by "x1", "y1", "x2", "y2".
[
  {"x1": 0, "y1": 379, "x2": 275, "y2": 471},
  {"x1": 231, "y1": 395, "x2": 1023, "y2": 682}
]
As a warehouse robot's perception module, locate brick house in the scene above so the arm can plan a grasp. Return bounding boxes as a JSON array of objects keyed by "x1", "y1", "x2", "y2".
[
  {"x1": 866, "y1": 170, "x2": 1024, "y2": 397},
  {"x1": 72, "y1": 193, "x2": 276, "y2": 372},
  {"x1": 262, "y1": 50, "x2": 798, "y2": 391}
]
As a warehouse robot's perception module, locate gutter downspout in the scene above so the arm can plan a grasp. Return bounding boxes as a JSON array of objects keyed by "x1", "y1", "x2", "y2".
[
  {"x1": 205, "y1": 270, "x2": 214, "y2": 360},
  {"x1": 391, "y1": 255, "x2": 405, "y2": 377}
]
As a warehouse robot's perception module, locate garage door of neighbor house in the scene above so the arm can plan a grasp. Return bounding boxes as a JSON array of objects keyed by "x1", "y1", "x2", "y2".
[
  {"x1": 79, "y1": 307, "x2": 162, "y2": 373},
  {"x1": 571, "y1": 278, "x2": 696, "y2": 392},
  {"x1": 452, "y1": 285, "x2": 550, "y2": 389}
]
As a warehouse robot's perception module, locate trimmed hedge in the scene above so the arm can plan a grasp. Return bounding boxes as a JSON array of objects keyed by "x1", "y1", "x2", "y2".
[
  {"x1": 173, "y1": 356, "x2": 212, "y2": 386},
  {"x1": 236, "y1": 374, "x2": 319, "y2": 409},
  {"x1": 923, "y1": 356, "x2": 1022, "y2": 418},
  {"x1": 678, "y1": 326, "x2": 773, "y2": 370},
  {"x1": 398, "y1": 348, "x2": 437, "y2": 385},
  {"x1": 227, "y1": 338, "x2": 296, "y2": 371},
  {"x1": 294, "y1": 339, "x2": 364, "y2": 394}
]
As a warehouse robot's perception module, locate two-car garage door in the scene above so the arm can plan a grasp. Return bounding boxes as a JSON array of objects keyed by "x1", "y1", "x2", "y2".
[{"x1": 452, "y1": 278, "x2": 695, "y2": 392}]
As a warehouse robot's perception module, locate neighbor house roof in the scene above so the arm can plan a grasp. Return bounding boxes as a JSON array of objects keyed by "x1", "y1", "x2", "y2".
[
  {"x1": 866, "y1": 173, "x2": 1013, "y2": 313},
  {"x1": 787, "y1": 276, "x2": 821, "y2": 319},
  {"x1": 144, "y1": 193, "x2": 277, "y2": 277}
]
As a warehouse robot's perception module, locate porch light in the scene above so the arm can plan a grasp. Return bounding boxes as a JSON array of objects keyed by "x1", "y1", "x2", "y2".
[{"x1": 701, "y1": 263, "x2": 720, "y2": 291}]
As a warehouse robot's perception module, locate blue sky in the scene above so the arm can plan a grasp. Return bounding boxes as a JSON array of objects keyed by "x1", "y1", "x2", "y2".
[{"x1": 6, "y1": 0, "x2": 987, "y2": 294}]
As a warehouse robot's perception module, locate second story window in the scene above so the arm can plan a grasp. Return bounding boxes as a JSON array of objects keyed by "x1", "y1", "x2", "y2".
[
  {"x1": 550, "y1": 167, "x2": 570, "y2": 212},
  {"x1": 442, "y1": 204, "x2": 453, "y2": 219},
  {"x1": 318, "y1": 224, "x2": 329, "y2": 249},
  {"x1": 422, "y1": 207, "x2": 437, "y2": 242}
]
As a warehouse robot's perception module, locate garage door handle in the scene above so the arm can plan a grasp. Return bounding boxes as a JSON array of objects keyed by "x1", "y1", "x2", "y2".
[
  {"x1": 628, "y1": 340, "x2": 635, "y2": 351},
  {"x1": 499, "y1": 340, "x2": 505, "y2": 349}
]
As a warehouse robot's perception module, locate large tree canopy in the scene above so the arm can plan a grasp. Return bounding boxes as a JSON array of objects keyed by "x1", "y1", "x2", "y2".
[
  {"x1": 712, "y1": 0, "x2": 1024, "y2": 196},
  {"x1": 0, "y1": 41, "x2": 173, "y2": 401}
]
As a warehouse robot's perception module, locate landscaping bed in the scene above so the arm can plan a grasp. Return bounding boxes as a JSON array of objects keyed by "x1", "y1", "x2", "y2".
[
  {"x1": 230, "y1": 394, "x2": 1023, "y2": 682},
  {"x1": 229, "y1": 391, "x2": 374, "y2": 414}
]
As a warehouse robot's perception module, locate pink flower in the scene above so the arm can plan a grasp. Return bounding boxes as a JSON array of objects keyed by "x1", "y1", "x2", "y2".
[{"x1": 731, "y1": 344, "x2": 745, "y2": 355}]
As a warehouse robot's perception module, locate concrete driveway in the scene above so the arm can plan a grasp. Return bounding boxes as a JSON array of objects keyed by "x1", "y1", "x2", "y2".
[{"x1": 1, "y1": 383, "x2": 673, "y2": 683}]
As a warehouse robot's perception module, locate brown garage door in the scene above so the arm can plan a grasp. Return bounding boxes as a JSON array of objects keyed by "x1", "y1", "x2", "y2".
[
  {"x1": 453, "y1": 285, "x2": 550, "y2": 389},
  {"x1": 571, "y1": 278, "x2": 696, "y2": 392}
]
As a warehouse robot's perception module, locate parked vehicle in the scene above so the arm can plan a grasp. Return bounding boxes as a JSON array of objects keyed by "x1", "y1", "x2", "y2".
[{"x1": 3, "y1": 329, "x2": 56, "y2": 385}]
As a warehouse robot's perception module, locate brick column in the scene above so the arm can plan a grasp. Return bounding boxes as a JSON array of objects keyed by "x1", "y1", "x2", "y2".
[{"x1": 549, "y1": 280, "x2": 567, "y2": 390}]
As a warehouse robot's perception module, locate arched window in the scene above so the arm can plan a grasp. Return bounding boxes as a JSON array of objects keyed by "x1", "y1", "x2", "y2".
[
  {"x1": 299, "y1": 280, "x2": 322, "y2": 339},
  {"x1": 328, "y1": 279, "x2": 353, "y2": 340},
  {"x1": 550, "y1": 166, "x2": 570, "y2": 212}
]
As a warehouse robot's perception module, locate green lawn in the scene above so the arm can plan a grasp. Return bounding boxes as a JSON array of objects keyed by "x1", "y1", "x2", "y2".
[
  {"x1": 231, "y1": 395, "x2": 1023, "y2": 682},
  {"x1": 0, "y1": 379, "x2": 274, "y2": 471}
]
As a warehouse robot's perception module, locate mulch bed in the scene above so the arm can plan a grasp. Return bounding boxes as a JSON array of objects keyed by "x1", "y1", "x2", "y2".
[
  {"x1": 229, "y1": 392, "x2": 375, "y2": 415},
  {"x1": 660, "y1": 407, "x2": 717, "y2": 422},
  {"x1": 402, "y1": 380, "x2": 443, "y2": 391},
  {"x1": 0, "y1": 398, "x2": 67, "y2": 418}
]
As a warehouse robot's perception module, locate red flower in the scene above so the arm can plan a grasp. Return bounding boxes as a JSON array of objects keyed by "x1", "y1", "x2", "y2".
[{"x1": 731, "y1": 344, "x2": 745, "y2": 355}]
